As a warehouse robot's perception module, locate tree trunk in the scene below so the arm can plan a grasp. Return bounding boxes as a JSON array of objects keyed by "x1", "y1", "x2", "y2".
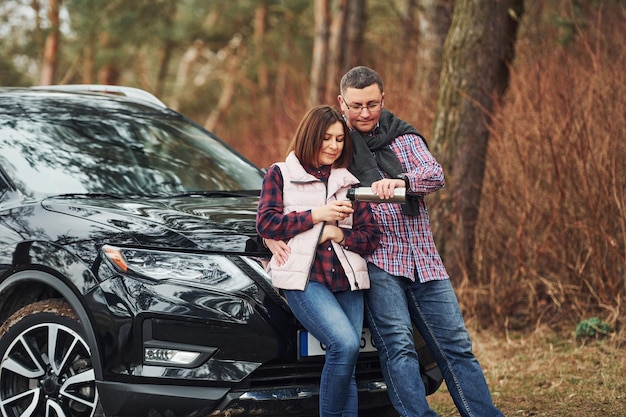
[
  {"x1": 170, "y1": 39, "x2": 206, "y2": 111},
  {"x1": 431, "y1": 0, "x2": 524, "y2": 280},
  {"x1": 415, "y1": 0, "x2": 453, "y2": 103},
  {"x1": 81, "y1": 44, "x2": 95, "y2": 84},
  {"x1": 394, "y1": 0, "x2": 418, "y2": 96},
  {"x1": 153, "y1": 41, "x2": 174, "y2": 97},
  {"x1": 203, "y1": 56, "x2": 239, "y2": 132},
  {"x1": 311, "y1": 0, "x2": 365, "y2": 106},
  {"x1": 39, "y1": 0, "x2": 60, "y2": 85},
  {"x1": 310, "y1": 0, "x2": 329, "y2": 106},
  {"x1": 32, "y1": 0, "x2": 43, "y2": 58},
  {"x1": 325, "y1": 0, "x2": 348, "y2": 104},
  {"x1": 203, "y1": 35, "x2": 244, "y2": 132},
  {"x1": 342, "y1": 0, "x2": 365, "y2": 70},
  {"x1": 97, "y1": 32, "x2": 119, "y2": 85},
  {"x1": 254, "y1": 2, "x2": 271, "y2": 111},
  {"x1": 153, "y1": 1, "x2": 177, "y2": 97}
]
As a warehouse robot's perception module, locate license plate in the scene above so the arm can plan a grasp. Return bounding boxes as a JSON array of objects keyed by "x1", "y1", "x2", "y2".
[{"x1": 298, "y1": 328, "x2": 377, "y2": 358}]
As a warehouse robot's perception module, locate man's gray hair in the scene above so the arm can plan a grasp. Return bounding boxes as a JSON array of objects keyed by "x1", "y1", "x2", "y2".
[{"x1": 340, "y1": 66, "x2": 384, "y2": 95}]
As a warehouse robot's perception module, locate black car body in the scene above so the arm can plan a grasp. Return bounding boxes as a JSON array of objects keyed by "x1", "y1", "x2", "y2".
[{"x1": 0, "y1": 86, "x2": 442, "y2": 417}]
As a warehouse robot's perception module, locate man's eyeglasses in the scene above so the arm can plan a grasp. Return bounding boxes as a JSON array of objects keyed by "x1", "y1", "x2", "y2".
[{"x1": 342, "y1": 96, "x2": 383, "y2": 114}]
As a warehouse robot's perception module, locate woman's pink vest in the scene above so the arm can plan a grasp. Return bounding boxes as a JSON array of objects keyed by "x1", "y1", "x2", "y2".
[{"x1": 266, "y1": 152, "x2": 370, "y2": 291}]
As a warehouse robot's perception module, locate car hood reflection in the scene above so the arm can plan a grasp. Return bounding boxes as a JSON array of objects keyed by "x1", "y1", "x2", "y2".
[{"x1": 41, "y1": 194, "x2": 261, "y2": 252}]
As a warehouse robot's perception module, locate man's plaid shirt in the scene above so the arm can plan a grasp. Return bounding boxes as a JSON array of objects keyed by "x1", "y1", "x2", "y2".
[{"x1": 366, "y1": 131, "x2": 449, "y2": 283}]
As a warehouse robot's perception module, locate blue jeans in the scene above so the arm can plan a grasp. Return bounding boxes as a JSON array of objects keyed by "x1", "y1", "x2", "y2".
[
  {"x1": 364, "y1": 264, "x2": 504, "y2": 417},
  {"x1": 284, "y1": 282, "x2": 364, "y2": 417}
]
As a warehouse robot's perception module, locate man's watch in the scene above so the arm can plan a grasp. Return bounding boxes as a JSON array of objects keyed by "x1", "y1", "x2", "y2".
[{"x1": 397, "y1": 173, "x2": 410, "y2": 189}]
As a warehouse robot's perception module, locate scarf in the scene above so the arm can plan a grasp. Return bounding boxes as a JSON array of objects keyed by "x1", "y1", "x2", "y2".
[{"x1": 349, "y1": 109, "x2": 425, "y2": 216}]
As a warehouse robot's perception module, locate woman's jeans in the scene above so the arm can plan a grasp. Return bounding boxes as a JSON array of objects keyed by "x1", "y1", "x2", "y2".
[
  {"x1": 284, "y1": 282, "x2": 364, "y2": 417},
  {"x1": 364, "y1": 264, "x2": 504, "y2": 417}
]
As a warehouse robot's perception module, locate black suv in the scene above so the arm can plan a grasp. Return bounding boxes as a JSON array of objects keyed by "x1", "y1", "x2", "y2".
[{"x1": 0, "y1": 86, "x2": 441, "y2": 417}]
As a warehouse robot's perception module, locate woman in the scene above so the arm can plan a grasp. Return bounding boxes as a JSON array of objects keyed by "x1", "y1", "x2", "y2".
[{"x1": 256, "y1": 105, "x2": 380, "y2": 416}]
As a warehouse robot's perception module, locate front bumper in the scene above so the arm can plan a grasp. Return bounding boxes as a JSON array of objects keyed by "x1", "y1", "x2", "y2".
[{"x1": 98, "y1": 380, "x2": 391, "y2": 417}]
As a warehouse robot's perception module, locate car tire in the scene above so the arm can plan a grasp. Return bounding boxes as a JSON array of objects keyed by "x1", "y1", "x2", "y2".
[{"x1": 0, "y1": 299, "x2": 101, "y2": 417}]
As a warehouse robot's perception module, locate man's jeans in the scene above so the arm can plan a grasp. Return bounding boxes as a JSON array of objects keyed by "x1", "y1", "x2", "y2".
[
  {"x1": 365, "y1": 264, "x2": 504, "y2": 417},
  {"x1": 285, "y1": 282, "x2": 364, "y2": 417}
]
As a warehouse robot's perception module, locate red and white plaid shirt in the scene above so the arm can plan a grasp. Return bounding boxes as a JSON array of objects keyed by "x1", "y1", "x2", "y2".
[{"x1": 365, "y1": 131, "x2": 449, "y2": 283}]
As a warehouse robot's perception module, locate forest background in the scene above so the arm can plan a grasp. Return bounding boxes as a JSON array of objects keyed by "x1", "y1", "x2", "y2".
[
  {"x1": 2, "y1": 1, "x2": 625, "y2": 414},
  {"x1": 1, "y1": 0, "x2": 624, "y2": 341}
]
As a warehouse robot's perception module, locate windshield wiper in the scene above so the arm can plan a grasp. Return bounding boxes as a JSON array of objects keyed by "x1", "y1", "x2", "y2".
[
  {"x1": 50, "y1": 193, "x2": 126, "y2": 199},
  {"x1": 165, "y1": 190, "x2": 260, "y2": 198}
]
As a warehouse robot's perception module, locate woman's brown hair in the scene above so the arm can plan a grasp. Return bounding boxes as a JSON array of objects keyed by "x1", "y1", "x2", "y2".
[{"x1": 287, "y1": 105, "x2": 353, "y2": 168}]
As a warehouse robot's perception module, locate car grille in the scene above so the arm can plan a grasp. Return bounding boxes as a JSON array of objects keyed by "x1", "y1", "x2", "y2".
[{"x1": 244, "y1": 354, "x2": 384, "y2": 389}]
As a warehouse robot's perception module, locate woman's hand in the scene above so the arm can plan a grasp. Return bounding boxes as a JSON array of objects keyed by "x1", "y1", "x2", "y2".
[
  {"x1": 318, "y1": 224, "x2": 345, "y2": 245},
  {"x1": 311, "y1": 200, "x2": 354, "y2": 224},
  {"x1": 265, "y1": 201, "x2": 351, "y2": 265}
]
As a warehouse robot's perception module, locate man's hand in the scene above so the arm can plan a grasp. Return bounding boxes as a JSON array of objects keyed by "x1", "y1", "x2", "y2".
[
  {"x1": 371, "y1": 178, "x2": 406, "y2": 200},
  {"x1": 264, "y1": 238, "x2": 291, "y2": 266}
]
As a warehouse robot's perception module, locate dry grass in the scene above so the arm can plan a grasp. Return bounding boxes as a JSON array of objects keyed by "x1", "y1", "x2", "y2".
[
  {"x1": 449, "y1": 1, "x2": 626, "y2": 331},
  {"x1": 427, "y1": 324, "x2": 626, "y2": 416}
]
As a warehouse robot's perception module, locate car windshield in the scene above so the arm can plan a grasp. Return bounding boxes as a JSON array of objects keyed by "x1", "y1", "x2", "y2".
[{"x1": 0, "y1": 103, "x2": 264, "y2": 197}]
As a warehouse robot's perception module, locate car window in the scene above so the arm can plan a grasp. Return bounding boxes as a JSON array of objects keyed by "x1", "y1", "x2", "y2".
[{"x1": 0, "y1": 107, "x2": 264, "y2": 197}]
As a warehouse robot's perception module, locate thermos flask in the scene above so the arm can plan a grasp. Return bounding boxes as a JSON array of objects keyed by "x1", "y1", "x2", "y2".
[{"x1": 346, "y1": 187, "x2": 406, "y2": 203}]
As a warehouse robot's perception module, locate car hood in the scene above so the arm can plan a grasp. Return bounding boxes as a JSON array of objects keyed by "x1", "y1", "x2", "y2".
[{"x1": 41, "y1": 194, "x2": 263, "y2": 253}]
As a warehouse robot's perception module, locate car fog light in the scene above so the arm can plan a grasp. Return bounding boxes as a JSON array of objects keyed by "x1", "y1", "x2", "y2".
[{"x1": 144, "y1": 348, "x2": 201, "y2": 365}]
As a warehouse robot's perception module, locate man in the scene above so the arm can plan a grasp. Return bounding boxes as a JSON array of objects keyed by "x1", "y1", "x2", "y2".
[
  {"x1": 266, "y1": 66, "x2": 504, "y2": 417},
  {"x1": 337, "y1": 66, "x2": 504, "y2": 417}
]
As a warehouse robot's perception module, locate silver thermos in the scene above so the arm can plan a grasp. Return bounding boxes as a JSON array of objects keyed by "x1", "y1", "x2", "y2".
[{"x1": 346, "y1": 187, "x2": 406, "y2": 203}]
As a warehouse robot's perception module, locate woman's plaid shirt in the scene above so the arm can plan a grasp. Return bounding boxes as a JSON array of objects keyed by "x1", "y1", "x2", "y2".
[{"x1": 257, "y1": 163, "x2": 380, "y2": 291}]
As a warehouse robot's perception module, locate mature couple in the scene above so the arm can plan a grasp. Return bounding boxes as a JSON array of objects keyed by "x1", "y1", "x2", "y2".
[{"x1": 256, "y1": 66, "x2": 504, "y2": 417}]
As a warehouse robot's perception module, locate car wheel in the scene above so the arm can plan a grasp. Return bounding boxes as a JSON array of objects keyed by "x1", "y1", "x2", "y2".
[{"x1": 0, "y1": 299, "x2": 100, "y2": 417}]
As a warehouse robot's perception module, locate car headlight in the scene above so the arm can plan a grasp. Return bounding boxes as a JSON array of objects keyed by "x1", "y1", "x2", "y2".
[{"x1": 101, "y1": 245, "x2": 255, "y2": 293}]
